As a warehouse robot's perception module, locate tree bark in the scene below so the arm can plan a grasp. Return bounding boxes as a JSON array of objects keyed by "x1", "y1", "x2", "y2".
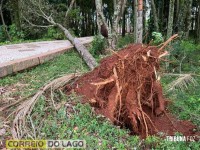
[
  {"x1": 0, "y1": 0, "x2": 12, "y2": 41},
  {"x1": 55, "y1": 23, "x2": 97, "y2": 70},
  {"x1": 151, "y1": 0, "x2": 159, "y2": 31},
  {"x1": 112, "y1": 0, "x2": 123, "y2": 47},
  {"x1": 134, "y1": 0, "x2": 138, "y2": 42},
  {"x1": 12, "y1": 0, "x2": 21, "y2": 31},
  {"x1": 65, "y1": 0, "x2": 75, "y2": 18},
  {"x1": 122, "y1": 9, "x2": 126, "y2": 37},
  {"x1": 166, "y1": 0, "x2": 175, "y2": 40},
  {"x1": 95, "y1": 0, "x2": 127, "y2": 49},
  {"x1": 178, "y1": 0, "x2": 186, "y2": 37},
  {"x1": 95, "y1": 0, "x2": 108, "y2": 32},
  {"x1": 184, "y1": 0, "x2": 192, "y2": 39},
  {"x1": 135, "y1": 0, "x2": 143, "y2": 43},
  {"x1": 197, "y1": 1, "x2": 200, "y2": 41}
]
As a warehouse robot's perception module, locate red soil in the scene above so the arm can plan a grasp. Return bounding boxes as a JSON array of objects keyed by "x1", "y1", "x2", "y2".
[{"x1": 66, "y1": 44, "x2": 199, "y2": 139}]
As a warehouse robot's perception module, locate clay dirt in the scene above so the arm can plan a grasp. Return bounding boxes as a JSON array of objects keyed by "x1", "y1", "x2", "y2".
[{"x1": 66, "y1": 44, "x2": 199, "y2": 139}]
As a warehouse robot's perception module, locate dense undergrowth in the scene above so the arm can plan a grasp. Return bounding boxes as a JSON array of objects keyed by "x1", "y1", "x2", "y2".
[{"x1": 0, "y1": 36, "x2": 200, "y2": 149}]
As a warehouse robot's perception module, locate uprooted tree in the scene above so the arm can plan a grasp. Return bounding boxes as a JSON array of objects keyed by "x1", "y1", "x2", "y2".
[
  {"x1": 70, "y1": 44, "x2": 168, "y2": 137},
  {"x1": 21, "y1": 0, "x2": 97, "y2": 70},
  {"x1": 66, "y1": 35, "x2": 185, "y2": 137}
]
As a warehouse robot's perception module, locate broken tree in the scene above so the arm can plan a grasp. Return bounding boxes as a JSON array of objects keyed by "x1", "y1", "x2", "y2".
[{"x1": 22, "y1": 0, "x2": 97, "y2": 70}]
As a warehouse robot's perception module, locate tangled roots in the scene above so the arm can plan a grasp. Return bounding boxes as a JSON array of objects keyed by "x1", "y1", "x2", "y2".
[{"x1": 70, "y1": 44, "x2": 169, "y2": 137}]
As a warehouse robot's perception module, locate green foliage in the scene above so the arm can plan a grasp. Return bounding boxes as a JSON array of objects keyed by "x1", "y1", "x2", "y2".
[
  {"x1": 9, "y1": 24, "x2": 25, "y2": 41},
  {"x1": 0, "y1": 25, "x2": 7, "y2": 42},
  {"x1": 68, "y1": 8, "x2": 82, "y2": 20},
  {"x1": 89, "y1": 35, "x2": 106, "y2": 57},
  {"x1": 0, "y1": 24, "x2": 26, "y2": 43},
  {"x1": 162, "y1": 74, "x2": 200, "y2": 127},
  {"x1": 152, "y1": 32, "x2": 164, "y2": 45},
  {"x1": 44, "y1": 27, "x2": 65, "y2": 40},
  {"x1": 170, "y1": 40, "x2": 200, "y2": 72},
  {"x1": 169, "y1": 87, "x2": 200, "y2": 126},
  {"x1": 117, "y1": 35, "x2": 134, "y2": 48}
]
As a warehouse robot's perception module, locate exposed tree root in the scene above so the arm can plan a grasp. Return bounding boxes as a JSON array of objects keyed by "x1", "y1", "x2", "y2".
[{"x1": 71, "y1": 42, "x2": 175, "y2": 137}]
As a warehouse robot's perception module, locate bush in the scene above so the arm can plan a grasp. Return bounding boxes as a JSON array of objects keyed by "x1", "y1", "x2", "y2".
[
  {"x1": 89, "y1": 35, "x2": 106, "y2": 57},
  {"x1": 170, "y1": 40, "x2": 200, "y2": 72},
  {"x1": 0, "y1": 24, "x2": 26, "y2": 43},
  {"x1": 117, "y1": 35, "x2": 134, "y2": 48},
  {"x1": 9, "y1": 24, "x2": 25, "y2": 41},
  {"x1": 152, "y1": 32, "x2": 164, "y2": 45},
  {"x1": 44, "y1": 27, "x2": 65, "y2": 40}
]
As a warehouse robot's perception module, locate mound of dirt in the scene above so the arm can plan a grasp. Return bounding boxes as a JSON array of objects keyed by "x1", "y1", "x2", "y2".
[{"x1": 66, "y1": 44, "x2": 199, "y2": 138}]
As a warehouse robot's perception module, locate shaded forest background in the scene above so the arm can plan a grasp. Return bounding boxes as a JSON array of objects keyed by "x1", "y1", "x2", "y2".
[{"x1": 0, "y1": 0, "x2": 200, "y2": 43}]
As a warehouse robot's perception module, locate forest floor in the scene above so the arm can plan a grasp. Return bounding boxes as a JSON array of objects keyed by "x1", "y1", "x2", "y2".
[{"x1": 0, "y1": 47, "x2": 200, "y2": 149}]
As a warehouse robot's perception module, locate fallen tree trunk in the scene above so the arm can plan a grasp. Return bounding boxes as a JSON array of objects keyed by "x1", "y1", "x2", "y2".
[
  {"x1": 55, "y1": 23, "x2": 97, "y2": 70},
  {"x1": 22, "y1": 0, "x2": 97, "y2": 70}
]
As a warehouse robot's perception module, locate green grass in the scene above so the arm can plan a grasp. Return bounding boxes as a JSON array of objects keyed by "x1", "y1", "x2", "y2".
[
  {"x1": 0, "y1": 50, "x2": 88, "y2": 86},
  {"x1": 117, "y1": 34, "x2": 134, "y2": 49},
  {"x1": 162, "y1": 76, "x2": 200, "y2": 127},
  {"x1": 0, "y1": 48, "x2": 199, "y2": 149},
  {"x1": 30, "y1": 91, "x2": 199, "y2": 149}
]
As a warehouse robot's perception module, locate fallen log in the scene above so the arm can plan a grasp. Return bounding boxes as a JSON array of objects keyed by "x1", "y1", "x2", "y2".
[{"x1": 55, "y1": 23, "x2": 97, "y2": 70}]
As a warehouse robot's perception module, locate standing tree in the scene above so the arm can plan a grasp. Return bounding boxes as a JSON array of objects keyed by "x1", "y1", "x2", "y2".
[
  {"x1": 166, "y1": 0, "x2": 175, "y2": 40},
  {"x1": 10, "y1": 0, "x2": 21, "y2": 31},
  {"x1": 0, "y1": 0, "x2": 11, "y2": 41},
  {"x1": 197, "y1": 0, "x2": 200, "y2": 41},
  {"x1": 151, "y1": 0, "x2": 159, "y2": 32},
  {"x1": 184, "y1": 0, "x2": 193, "y2": 39},
  {"x1": 134, "y1": 0, "x2": 143, "y2": 43},
  {"x1": 95, "y1": 0, "x2": 127, "y2": 49}
]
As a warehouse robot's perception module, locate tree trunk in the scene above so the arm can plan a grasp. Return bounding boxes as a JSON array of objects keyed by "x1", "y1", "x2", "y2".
[
  {"x1": 151, "y1": 0, "x2": 159, "y2": 31},
  {"x1": 55, "y1": 23, "x2": 97, "y2": 70},
  {"x1": 166, "y1": 0, "x2": 175, "y2": 40},
  {"x1": 65, "y1": 0, "x2": 75, "y2": 18},
  {"x1": 134, "y1": 0, "x2": 137, "y2": 42},
  {"x1": 178, "y1": 0, "x2": 186, "y2": 37},
  {"x1": 143, "y1": 0, "x2": 147, "y2": 39},
  {"x1": 64, "y1": 0, "x2": 75, "y2": 27},
  {"x1": 0, "y1": 0, "x2": 12, "y2": 41},
  {"x1": 12, "y1": 0, "x2": 21, "y2": 31},
  {"x1": 135, "y1": 0, "x2": 143, "y2": 43},
  {"x1": 112, "y1": 0, "x2": 123, "y2": 48},
  {"x1": 95, "y1": 0, "x2": 127, "y2": 49},
  {"x1": 21, "y1": 0, "x2": 97, "y2": 70},
  {"x1": 184, "y1": 0, "x2": 192, "y2": 39},
  {"x1": 122, "y1": 9, "x2": 126, "y2": 37},
  {"x1": 197, "y1": 1, "x2": 200, "y2": 41},
  {"x1": 159, "y1": 0, "x2": 165, "y2": 33}
]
